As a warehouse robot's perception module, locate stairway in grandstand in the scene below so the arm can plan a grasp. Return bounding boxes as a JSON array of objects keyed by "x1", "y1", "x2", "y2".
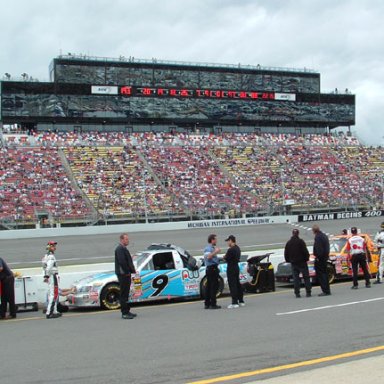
[
  {"x1": 135, "y1": 150, "x2": 189, "y2": 216},
  {"x1": 62, "y1": 146, "x2": 185, "y2": 221},
  {"x1": 57, "y1": 148, "x2": 98, "y2": 225}
]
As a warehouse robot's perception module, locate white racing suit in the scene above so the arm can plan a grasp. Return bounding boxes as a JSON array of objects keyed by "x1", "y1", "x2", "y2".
[
  {"x1": 374, "y1": 231, "x2": 384, "y2": 282},
  {"x1": 42, "y1": 252, "x2": 60, "y2": 315}
]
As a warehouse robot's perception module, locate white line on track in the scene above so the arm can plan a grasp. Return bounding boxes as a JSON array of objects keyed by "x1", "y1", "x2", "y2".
[{"x1": 276, "y1": 297, "x2": 384, "y2": 316}]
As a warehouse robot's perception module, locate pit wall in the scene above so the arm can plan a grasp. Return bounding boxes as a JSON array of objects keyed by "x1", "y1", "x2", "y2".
[{"x1": 0, "y1": 215, "x2": 297, "y2": 240}]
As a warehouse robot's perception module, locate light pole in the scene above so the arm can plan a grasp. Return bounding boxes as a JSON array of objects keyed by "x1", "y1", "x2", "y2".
[
  {"x1": 142, "y1": 169, "x2": 149, "y2": 223},
  {"x1": 280, "y1": 168, "x2": 286, "y2": 215}
]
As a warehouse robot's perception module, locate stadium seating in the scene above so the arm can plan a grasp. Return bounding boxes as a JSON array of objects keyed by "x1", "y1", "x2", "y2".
[
  {"x1": 0, "y1": 131, "x2": 382, "y2": 225},
  {"x1": 0, "y1": 146, "x2": 93, "y2": 224},
  {"x1": 63, "y1": 145, "x2": 183, "y2": 219}
]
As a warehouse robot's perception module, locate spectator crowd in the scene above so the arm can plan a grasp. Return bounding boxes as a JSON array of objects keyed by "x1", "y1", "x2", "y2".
[{"x1": 0, "y1": 131, "x2": 382, "y2": 225}]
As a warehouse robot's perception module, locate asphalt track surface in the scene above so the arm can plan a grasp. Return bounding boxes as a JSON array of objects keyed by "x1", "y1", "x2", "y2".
[
  {"x1": 1, "y1": 217, "x2": 384, "y2": 383},
  {"x1": 3, "y1": 216, "x2": 384, "y2": 267},
  {"x1": 1, "y1": 280, "x2": 384, "y2": 384}
]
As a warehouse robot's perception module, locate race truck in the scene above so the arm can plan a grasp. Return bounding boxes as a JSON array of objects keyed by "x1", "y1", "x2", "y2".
[
  {"x1": 275, "y1": 233, "x2": 380, "y2": 285},
  {"x1": 67, "y1": 243, "x2": 250, "y2": 310}
]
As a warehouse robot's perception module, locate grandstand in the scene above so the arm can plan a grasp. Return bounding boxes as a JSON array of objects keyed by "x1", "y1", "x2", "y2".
[{"x1": 1, "y1": 54, "x2": 381, "y2": 229}]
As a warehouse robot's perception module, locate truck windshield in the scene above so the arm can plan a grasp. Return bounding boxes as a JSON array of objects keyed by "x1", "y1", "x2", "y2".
[{"x1": 133, "y1": 252, "x2": 151, "y2": 270}]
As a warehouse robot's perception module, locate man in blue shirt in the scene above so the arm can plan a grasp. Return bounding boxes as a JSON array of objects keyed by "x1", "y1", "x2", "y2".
[{"x1": 203, "y1": 234, "x2": 221, "y2": 309}]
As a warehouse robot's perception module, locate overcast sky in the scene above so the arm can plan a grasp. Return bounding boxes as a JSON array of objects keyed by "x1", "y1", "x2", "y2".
[{"x1": 1, "y1": 0, "x2": 383, "y2": 145}]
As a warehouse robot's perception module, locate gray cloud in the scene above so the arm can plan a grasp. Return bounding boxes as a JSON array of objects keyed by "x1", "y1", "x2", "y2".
[{"x1": 1, "y1": 0, "x2": 383, "y2": 144}]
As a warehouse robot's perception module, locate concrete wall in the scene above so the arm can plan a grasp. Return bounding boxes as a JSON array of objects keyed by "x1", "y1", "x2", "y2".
[{"x1": 0, "y1": 215, "x2": 298, "y2": 240}]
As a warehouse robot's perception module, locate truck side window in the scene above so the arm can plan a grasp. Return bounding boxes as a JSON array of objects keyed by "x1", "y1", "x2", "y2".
[{"x1": 153, "y1": 252, "x2": 174, "y2": 270}]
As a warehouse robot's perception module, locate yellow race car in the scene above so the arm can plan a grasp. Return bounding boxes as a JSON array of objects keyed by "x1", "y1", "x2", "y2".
[{"x1": 276, "y1": 233, "x2": 380, "y2": 284}]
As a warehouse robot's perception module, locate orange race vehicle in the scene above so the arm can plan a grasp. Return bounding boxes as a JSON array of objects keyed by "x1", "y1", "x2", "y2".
[{"x1": 276, "y1": 233, "x2": 380, "y2": 284}]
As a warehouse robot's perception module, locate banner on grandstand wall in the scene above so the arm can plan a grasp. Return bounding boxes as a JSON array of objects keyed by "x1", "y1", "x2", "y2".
[
  {"x1": 91, "y1": 86, "x2": 118, "y2": 95},
  {"x1": 298, "y1": 210, "x2": 384, "y2": 222},
  {"x1": 275, "y1": 93, "x2": 296, "y2": 101},
  {"x1": 187, "y1": 217, "x2": 284, "y2": 229}
]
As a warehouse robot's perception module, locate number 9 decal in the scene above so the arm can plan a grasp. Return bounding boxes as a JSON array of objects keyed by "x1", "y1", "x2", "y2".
[{"x1": 151, "y1": 275, "x2": 169, "y2": 297}]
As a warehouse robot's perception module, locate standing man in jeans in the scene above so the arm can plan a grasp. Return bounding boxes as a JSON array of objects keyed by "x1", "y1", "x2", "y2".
[
  {"x1": 284, "y1": 229, "x2": 312, "y2": 298},
  {"x1": 346, "y1": 227, "x2": 371, "y2": 289},
  {"x1": 312, "y1": 225, "x2": 331, "y2": 296},
  {"x1": 203, "y1": 234, "x2": 221, "y2": 309},
  {"x1": 115, "y1": 233, "x2": 137, "y2": 319}
]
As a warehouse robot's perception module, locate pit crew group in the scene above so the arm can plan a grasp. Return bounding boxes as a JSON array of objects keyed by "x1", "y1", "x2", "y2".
[
  {"x1": 284, "y1": 223, "x2": 384, "y2": 299},
  {"x1": 1, "y1": 222, "x2": 384, "y2": 320}
]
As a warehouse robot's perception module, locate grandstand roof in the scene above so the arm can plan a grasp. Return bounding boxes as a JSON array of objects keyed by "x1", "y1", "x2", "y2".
[{"x1": 53, "y1": 53, "x2": 319, "y2": 75}]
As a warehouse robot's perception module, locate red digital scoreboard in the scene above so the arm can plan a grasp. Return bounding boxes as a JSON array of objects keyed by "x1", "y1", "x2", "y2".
[
  {"x1": 118, "y1": 86, "x2": 278, "y2": 101},
  {"x1": 90, "y1": 85, "x2": 296, "y2": 101}
]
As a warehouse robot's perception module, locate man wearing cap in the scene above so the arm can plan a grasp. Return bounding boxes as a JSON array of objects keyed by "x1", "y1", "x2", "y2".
[
  {"x1": 224, "y1": 235, "x2": 244, "y2": 308},
  {"x1": 42, "y1": 241, "x2": 61, "y2": 319},
  {"x1": 0, "y1": 257, "x2": 17, "y2": 319},
  {"x1": 284, "y1": 229, "x2": 311, "y2": 298},
  {"x1": 346, "y1": 227, "x2": 371, "y2": 289},
  {"x1": 203, "y1": 234, "x2": 221, "y2": 309},
  {"x1": 374, "y1": 222, "x2": 384, "y2": 284}
]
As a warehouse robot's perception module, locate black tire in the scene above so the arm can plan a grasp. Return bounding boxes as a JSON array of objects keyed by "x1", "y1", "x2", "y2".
[
  {"x1": 32, "y1": 303, "x2": 39, "y2": 312},
  {"x1": 327, "y1": 264, "x2": 336, "y2": 285},
  {"x1": 100, "y1": 283, "x2": 121, "y2": 310},
  {"x1": 200, "y1": 276, "x2": 224, "y2": 299}
]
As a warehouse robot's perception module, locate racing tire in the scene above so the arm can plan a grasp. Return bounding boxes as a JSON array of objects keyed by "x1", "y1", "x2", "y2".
[
  {"x1": 327, "y1": 264, "x2": 336, "y2": 285},
  {"x1": 100, "y1": 283, "x2": 121, "y2": 310},
  {"x1": 200, "y1": 276, "x2": 224, "y2": 299}
]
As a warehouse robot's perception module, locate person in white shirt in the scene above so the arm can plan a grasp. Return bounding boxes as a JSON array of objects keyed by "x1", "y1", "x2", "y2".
[
  {"x1": 374, "y1": 222, "x2": 384, "y2": 284},
  {"x1": 346, "y1": 227, "x2": 371, "y2": 289},
  {"x1": 42, "y1": 241, "x2": 61, "y2": 319}
]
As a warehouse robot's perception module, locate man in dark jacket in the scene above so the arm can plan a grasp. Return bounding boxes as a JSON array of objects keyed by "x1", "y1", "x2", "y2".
[
  {"x1": 284, "y1": 229, "x2": 311, "y2": 298},
  {"x1": 224, "y1": 235, "x2": 245, "y2": 308},
  {"x1": 312, "y1": 224, "x2": 331, "y2": 296},
  {"x1": 0, "y1": 257, "x2": 17, "y2": 319},
  {"x1": 115, "y1": 233, "x2": 137, "y2": 319}
]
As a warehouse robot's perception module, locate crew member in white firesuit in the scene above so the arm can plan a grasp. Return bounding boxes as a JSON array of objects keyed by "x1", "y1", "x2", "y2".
[
  {"x1": 374, "y1": 222, "x2": 384, "y2": 284},
  {"x1": 346, "y1": 227, "x2": 371, "y2": 289},
  {"x1": 42, "y1": 241, "x2": 61, "y2": 319}
]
